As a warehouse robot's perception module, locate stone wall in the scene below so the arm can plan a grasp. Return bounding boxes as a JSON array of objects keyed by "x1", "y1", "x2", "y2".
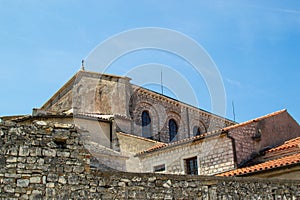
[
  {"x1": 138, "y1": 134, "x2": 235, "y2": 175},
  {"x1": 1, "y1": 121, "x2": 299, "y2": 199}
]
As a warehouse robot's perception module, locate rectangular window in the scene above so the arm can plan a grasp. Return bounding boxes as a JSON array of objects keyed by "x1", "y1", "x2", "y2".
[
  {"x1": 153, "y1": 164, "x2": 165, "y2": 172},
  {"x1": 185, "y1": 157, "x2": 198, "y2": 175}
]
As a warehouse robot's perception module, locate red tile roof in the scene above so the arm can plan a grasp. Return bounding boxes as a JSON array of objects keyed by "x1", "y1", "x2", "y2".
[
  {"x1": 266, "y1": 137, "x2": 300, "y2": 153},
  {"x1": 136, "y1": 109, "x2": 287, "y2": 156},
  {"x1": 222, "y1": 109, "x2": 287, "y2": 131},
  {"x1": 136, "y1": 129, "x2": 224, "y2": 155},
  {"x1": 217, "y1": 153, "x2": 300, "y2": 177},
  {"x1": 217, "y1": 137, "x2": 300, "y2": 177}
]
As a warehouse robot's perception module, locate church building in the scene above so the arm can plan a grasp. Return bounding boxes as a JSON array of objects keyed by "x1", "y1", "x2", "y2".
[{"x1": 4, "y1": 70, "x2": 300, "y2": 177}]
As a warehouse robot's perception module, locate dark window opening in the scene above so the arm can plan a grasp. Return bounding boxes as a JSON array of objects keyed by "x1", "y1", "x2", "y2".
[
  {"x1": 185, "y1": 157, "x2": 198, "y2": 175},
  {"x1": 193, "y1": 126, "x2": 201, "y2": 136},
  {"x1": 53, "y1": 138, "x2": 67, "y2": 149},
  {"x1": 153, "y1": 164, "x2": 165, "y2": 172},
  {"x1": 142, "y1": 111, "x2": 151, "y2": 137},
  {"x1": 169, "y1": 119, "x2": 178, "y2": 142}
]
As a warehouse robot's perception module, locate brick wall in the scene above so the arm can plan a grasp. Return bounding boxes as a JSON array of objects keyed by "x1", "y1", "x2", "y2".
[{"x1": 0, "y1": 121, "x2": 299, "y2": 199}]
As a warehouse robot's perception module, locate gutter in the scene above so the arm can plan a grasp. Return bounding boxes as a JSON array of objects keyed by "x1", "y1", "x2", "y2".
[{"x1": 110, "y1": 120, "x2": 113, "y2": 149}]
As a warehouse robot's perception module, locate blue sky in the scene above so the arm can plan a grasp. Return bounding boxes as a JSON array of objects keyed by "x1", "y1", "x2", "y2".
[{"x1": 0, "y1": 0, "x2": 299, "y2": 123}]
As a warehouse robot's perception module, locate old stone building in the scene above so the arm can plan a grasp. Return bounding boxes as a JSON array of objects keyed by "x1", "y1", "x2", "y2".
[
  {"x1": 3, "y1": 70, "x2": 300, "y2": 176},
  {"x1": 39, "y1": 70, "x2": 236, "y2": 142}
]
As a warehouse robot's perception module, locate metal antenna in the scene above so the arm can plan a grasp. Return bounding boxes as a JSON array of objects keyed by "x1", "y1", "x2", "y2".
[
  {"x1": 232, "y1": 100, "x2": 236, "y2": 121},
  {"x1": 81, "y1": 59, "x2": 85, "y2": 70},
  {"x1": 161, "y1": 68, "x2": 164, "y2": 95}
]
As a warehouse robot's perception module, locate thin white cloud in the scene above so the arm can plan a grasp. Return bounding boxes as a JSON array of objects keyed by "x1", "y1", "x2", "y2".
[
  {"x1": 225, "y1": 78, "x2": 242, "y2": 88},
  {"x1": 276, "y1": 8, "x2": 300, "y2": 15},
  {"x1": 247, "y1": 4, "x2": 300, "y2": 15}
]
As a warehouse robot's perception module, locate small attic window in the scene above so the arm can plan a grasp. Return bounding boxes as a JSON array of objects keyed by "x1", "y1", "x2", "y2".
[
  {"x1": 193, "y1": 126, "x2": 202, "y2": 136},
  {"x1": 153, "y1": 164, "x2": 165, "y2": 172}
]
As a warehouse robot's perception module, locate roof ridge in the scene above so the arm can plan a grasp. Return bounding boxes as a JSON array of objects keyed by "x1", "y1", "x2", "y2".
[
  {"x1": 116, "y1": 132, "x2": 165, "y2": 144},
  {"x1": 136, "y1": 129, "x2": 224, "y2": 155},
  {"x1": 266, "y1": 137, "x2": 300, "y2": 153},
  {"x1": 222, "y1": 109, "x2": 287, "y2": 131},
  {"x1": 217, "y1": 152, "x2": 300, "y2": 177},
  {"x1": 284, "y1": 137, "x2": 300, "y2": 143},
  {"x1": 136, "y1": 110, "x2": 289, "y2": 156}
]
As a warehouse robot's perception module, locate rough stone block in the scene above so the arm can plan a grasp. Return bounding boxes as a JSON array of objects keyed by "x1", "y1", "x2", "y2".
[
  {"x1": 6, "y1": 157, "x2": 17, "y2": 163},
  {"x1": 7, "y1": 147, "x2": 18, "y2": 156},
  {"x1": 46, "y1": 182, "x2": 55, "y2": 188},
  {"x1": 58, "y1": 176, "x2": 67, "y2": 184},
  {"x1": 30, "y1": 176, "x2": 41, "y2": 184},
  {"x1": 56, "y1": 151, "x2": 70, "y2": 157},
  {"x1": 73, "y1": 166, "x2": 84, "y2": 173},
  {"x1": 17, "y1": 179, "x2": 29, "y2": 187},
  {"x1": 47, "y1": 174, "x2": 58, "y2": 182},
  {"x1": 42, "y1": 149, "x2": 56, "y2": 157},
  {"x1": 26, "y1": 157, "x2": 36, "y2": 164},
  {"x1": 3, "y1": 185, "x2": 15, "y2": 193},
  {"x1": 46, "y1": 188, "x2": 56, "y2": 197},
  {"x1": 68, "y1": 175, "x2": 79, "y2": 185},
  {"x1": 19, "y1": 146, "x2": 30, "y2": 157},
  {"x1": 34, "y1": 121, "x2": 47, "y2": 126},
  {"x1": 29, "y1": 190, "x2": 43, "y2": 200}
]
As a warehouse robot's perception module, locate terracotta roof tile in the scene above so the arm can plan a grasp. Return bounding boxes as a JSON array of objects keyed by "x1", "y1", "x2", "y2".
[
  {"x1": 136, "y1": 129, "x2": 223, "y2": 155},
  {"x1": 222, "y1": 109, "x2": 287, "y2": 131},
  {"x1": 218, "y1": 153, "x2": 300, "y2": 177},
  {"x1": 266, "y1": 137, "x2": 300, "y2": 153},
  {"x1": 136, "y1": 110, "x2": 288, "y2": 156},
  {"x1": 218, "y1": 136, "x2": 300, "y2": 177}
]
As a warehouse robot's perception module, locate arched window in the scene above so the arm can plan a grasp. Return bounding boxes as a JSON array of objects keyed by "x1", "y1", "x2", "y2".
[
  {"x1": 193, "y1": 126, "x2": 201, "y2": 136},
  {"x1": 142, "y1": 111, "x2": 151, "y2": 137},
  {"x1": 169, "y1": 119, "x2": 178, "y2": 142}
]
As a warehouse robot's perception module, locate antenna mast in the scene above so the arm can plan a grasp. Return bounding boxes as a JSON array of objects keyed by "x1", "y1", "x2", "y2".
[
  {"x1": 81, "y1": 59, "x2": 85, "y2": 70},
  {"x1": 161, "y1": 68, "x2": 164, "y2": 95},
  {"x1": 232, "y1": 101, "x2": 236, "y2": 121}
]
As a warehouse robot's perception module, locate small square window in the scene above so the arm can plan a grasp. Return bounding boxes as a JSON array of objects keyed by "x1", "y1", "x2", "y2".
[
  {"x1": 153, "y1": 164, "x2": 165, "y2": 172},
  {"x1": 185, "y1": 157, "x2": 198, "y2": 175}
]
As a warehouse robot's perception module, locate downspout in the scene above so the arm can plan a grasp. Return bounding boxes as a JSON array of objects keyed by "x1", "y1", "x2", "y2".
[
  {"x1": 225, "y1": 131, "x2": 238, "y2": 168},
  {"x1": 110, "y1": 120, "x2": 113, "y2": 149}
]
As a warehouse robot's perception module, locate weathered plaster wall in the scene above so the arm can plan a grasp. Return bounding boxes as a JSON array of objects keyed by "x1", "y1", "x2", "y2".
[
  {"x1": 116, "y1": 132, "x2": 161, "y2": 172},
  {"x1": 0, "y1": 121, "x2": 299, "y2": 199},
  {"x1": 117, "y1": 132, "x2": 161, "y2": 155},
  {"x1": 74, "y1": 118, "x2": 111, "y2": 149},
  {"x1": 228, "y1": 111, "x2": 300, "y2": 166}
]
